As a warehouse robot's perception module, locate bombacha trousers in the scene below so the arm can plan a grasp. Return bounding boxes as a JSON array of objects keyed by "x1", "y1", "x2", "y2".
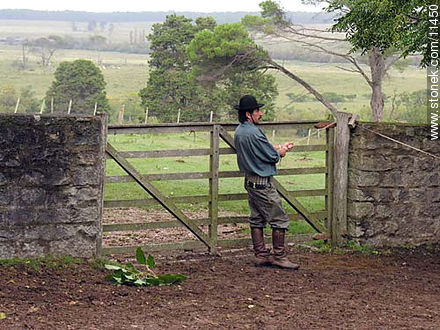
[{"x1": 244, "y1": 178, "x2": 289, "y2": 230}]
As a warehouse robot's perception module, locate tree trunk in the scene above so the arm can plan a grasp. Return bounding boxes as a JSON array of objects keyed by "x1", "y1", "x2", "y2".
[{"x1": 369, "y1": 47, "x2": 386, "y2": 122}]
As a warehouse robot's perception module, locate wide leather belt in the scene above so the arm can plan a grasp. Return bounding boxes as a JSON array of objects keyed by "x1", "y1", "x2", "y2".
[
  {"x1": 245, "y1": 180, "x2": 268, "y2": 189},
  {"x1": 245, "y1": 174, "x2": 271, "y2": 189}
]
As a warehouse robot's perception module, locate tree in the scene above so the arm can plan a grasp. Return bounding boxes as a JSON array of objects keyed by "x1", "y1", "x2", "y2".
[
  {"x1": 187, "y1": 23, "x2": 278, "y2": 120},
  {"x1": 140, "y1": 15, "x2": 278, "y2": 123},
  {"x1": 46, "y1": 59, "x2": 110, "y2": 114},
  {"x1": 30, "y1": 35, "x2": 65, "y2": 69},
  {"x1": 328, "y1": 0, "x2": 433, "y2": 67},
  {"x1": 243, "y1": 1, "x2": 406, "y2": 122}
]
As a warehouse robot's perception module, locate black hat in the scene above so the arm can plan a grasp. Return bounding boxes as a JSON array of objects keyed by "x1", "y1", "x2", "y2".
[{"x1": 234, "y1": 95, "x2": 264, "y2": 111}]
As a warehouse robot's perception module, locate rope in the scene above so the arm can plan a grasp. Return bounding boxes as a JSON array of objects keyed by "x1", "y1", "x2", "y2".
[{"x1": 358, "y1": 126, "x2": 440, "y2": 160}]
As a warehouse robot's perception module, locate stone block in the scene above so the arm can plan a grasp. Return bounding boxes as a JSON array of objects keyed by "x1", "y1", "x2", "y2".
[
  {"x1": 0, "y1": 243, "x2": 15, "y2": 259},
  {"x1": 0, "y1": 188, "x2": 11, "y2": 206},
  {"x1": 72, "y1": 152, "x2": 99, "y2": 166},
  {"x1": 375, "y1": 204, "x2": 394, "y2": 218},
  {"x1": 348, "y1": 169, "x2": 381, "y2": 187},
  {"x1": 396, "y1": 188, "x2": 410, "y2": 203},
  {"x1": 347, "y1": 188, "x2": 375, "y2": 202},
  {"x1": 372, "y1": 188, "x2": 396, "y2": 203},
  {"x1": 49, "y1": 236, "x2": 97, "y2": 258},
  {"x1": 418, "y1": 203, "x2": 440, "y2": 218},
  {"x1": 46, "y1": 168, "x2": 72, "y2": 186},
  {"x1": 414, "y1": 158, "x2": 439, "y2": 172},
  {"x1": 427, "y1": 187, "x2": 440, "y2": 203},
  {"x1": 5, "y1": 208, "x2": 37, "y2": 226},
  {"x1": 0, "y1": 173, "x2": 7, "y2": 186},
  {"x1": 15, "y1": 241, "x2": 48, "y2": 258},
  {"x1": 12, "y1": 188, "x2": 46, "y2": 207},
  {"x1": 422, "y1": 138, "x2": 440, "y2": 154},
  {"x1": 380, "y1": 171, "x2": 404, "y2": 188},
  {"x1": 350, "y1": 151, "x2": 395, "y2": 171},
  {"x1": 72, "y1": 166, "x2": 101, "y2": 186},
  {"x1": 21, "y1": 225, "x2": 56, "y2": 241},
  {"x1": 347, "y1": 202, "x2": 375, "y2": 219}
]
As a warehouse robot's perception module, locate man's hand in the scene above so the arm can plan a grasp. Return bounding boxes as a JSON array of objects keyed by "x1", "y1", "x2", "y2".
[{"x1": 283, "y1": 142, "x2": 294, "y2": 151}]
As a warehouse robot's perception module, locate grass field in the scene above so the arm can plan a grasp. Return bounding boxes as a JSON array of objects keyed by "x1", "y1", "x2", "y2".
[{"x1": 105, "y1": 129, "x2": 328, "y2": 234}]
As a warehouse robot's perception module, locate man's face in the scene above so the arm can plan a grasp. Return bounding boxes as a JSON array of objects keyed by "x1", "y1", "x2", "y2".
[{"x1": 247, "y1": 108, "x2": 263, "y2": 124}]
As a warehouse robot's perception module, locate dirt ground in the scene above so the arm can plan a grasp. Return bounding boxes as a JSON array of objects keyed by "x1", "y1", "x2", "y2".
[{"x1": 1, "y1": 247, "x2": 440, "y2": 329}]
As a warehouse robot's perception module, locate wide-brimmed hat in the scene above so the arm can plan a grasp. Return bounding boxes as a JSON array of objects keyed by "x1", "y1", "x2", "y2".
[{"x1": 234, "y1": 95, "x2": 264, "y2": 111}]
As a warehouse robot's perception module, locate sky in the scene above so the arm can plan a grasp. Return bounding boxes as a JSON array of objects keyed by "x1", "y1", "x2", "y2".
[{"x1": 3, "y1": 0, "x2": 324, "y2": 13}]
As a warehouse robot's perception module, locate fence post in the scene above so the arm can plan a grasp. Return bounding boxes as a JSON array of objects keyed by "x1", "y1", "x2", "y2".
[
  {"x1": 209, "y1": 111, "x2": 213, "y2": 123},
  {"x1": 325, "y1": 126, "x2": 335, "y2": 237},
  {"x1": 331, "y1": 112, "x2": 352, "y2": 246},
  {"x1": 67, "y1": 100, "x2": 72, "y2": 114},
  {"x1": 50, "y1": 97, "x2": 54, "y2": 113},
  {"x1": 118, "y1": 104, "x2": 125, "y2": 124},
  {"x1": 209, "y1": 124, "x2": 220, "y2": 253},
  {"x1": 177, "y1": 109, "x2": 181, "y2": 123},
  {"x1": 94, "y1": 102, "x2": 98, "y2": 115},
  {"x1": 14, "y1": 98, "x2": 20, "y2": 113},
  {"x1": 144, "y1": 108, "x2": 149, "y2": 124},
  {"x1": 39, "y1": 99, "x2": 45, "y2": 114}
]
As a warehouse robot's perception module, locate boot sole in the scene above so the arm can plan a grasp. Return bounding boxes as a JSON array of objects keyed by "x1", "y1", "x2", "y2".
[{"x1": 271, "y1": 263, "x2": 300, "y2": 270}]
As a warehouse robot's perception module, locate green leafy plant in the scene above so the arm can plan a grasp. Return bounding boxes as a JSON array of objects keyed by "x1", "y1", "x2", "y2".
[{"x1": 104, "y1": 247, "x2": 187, "y2": 287}]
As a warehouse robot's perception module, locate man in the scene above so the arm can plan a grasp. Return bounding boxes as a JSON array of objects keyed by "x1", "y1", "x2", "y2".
[{"x1": 234, "y1": 95, "x2": 299, "y2": 270}]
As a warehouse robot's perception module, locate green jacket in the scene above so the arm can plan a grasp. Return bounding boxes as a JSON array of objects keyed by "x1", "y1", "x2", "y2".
[{"x1": 234, "y1": 121, "x2": 280, "y2": 177}]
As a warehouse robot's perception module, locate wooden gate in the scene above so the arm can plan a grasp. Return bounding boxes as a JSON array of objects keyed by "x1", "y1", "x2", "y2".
[{"x1": 102, "y1": 122, "x2": 334, "y2": 255}]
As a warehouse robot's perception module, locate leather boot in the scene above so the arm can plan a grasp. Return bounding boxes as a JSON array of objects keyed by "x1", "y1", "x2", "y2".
[
  {"x1": 251, "y1": 227, "x2": 272, "y2": 267},
  {"x1": 271, "y1": 228, "x2": 299, "y2": 270}
]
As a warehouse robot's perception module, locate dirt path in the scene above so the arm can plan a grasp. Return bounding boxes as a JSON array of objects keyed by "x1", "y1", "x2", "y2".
[{"x1": 1, "y1": 249, "x2": 439, "y2": 329}]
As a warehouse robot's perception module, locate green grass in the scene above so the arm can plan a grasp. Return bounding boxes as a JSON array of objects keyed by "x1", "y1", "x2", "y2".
[{"x1": 0, "y1": 255, "x2": 83, "y2": 270}]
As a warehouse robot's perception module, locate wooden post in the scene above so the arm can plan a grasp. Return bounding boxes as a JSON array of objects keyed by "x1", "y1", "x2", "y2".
[
  {"x1": 177, "y1": 109, "x2": 181, "y2": 123},
  {"x1": 272, "y1": 129, "x2": 276, "y2": 140},
  {"x1": 118, "y1": 104, "x2": 125, "y2": 124},
  {"x1": 325, "y1": 126, "x2": 335, "y2": 237},
  {"x1": 14, "y1": 98, "x2": 20, "y2": 113},
  {"x1": 209, "y1": 125, "x2": 220, "y2": 254},
  {"x1": 307, "y1": 128, "x2": 312, "y2": 145},
  {"x1": 93, "y1": 102, "x2": 98, "y2": 115},
  {"x1": 209, "y1": 111, "x2": 213, "y2": 123},
  {"x1": 331, "y1": 112, "x2": 352, "y2": 246},
  {"x1": 144, "y1": 109, "x2": 149, "y2": 124},
  {"x1": 39, "y1": 99, "x2": 45, "y2": 114},
  {"x1": 67, "y1": 100, "x2": 72, "y2": 114},
  {"x1": 50, "y1": 97, "x2": 54, "y2": 113}
]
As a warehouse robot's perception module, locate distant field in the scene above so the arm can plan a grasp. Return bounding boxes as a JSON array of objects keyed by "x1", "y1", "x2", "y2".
[
  {"x1": 0, "y1": 43, "x2": 426, "y2": 122},
  {"x1": 0, "y1": 19, "x2": 154, "y2": 44}
]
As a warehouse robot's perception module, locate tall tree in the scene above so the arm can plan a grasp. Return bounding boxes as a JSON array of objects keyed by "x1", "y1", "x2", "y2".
[
  {"x1": 46, "y1": 59, "x2": 109, "y2": 114},
  {"x1": 30, "y1": 35, "x2": 65, "y2": 69},
  {"x1": 243, "y1": 0, "x2": 409, "y2": 121},
  {"x1": 327, "y1": 0, "x2": 433, "y2": 67},
  {"x1": 187, "y1": 23, "x2": 278, "y2": 120},
  {"x1": 140, "y1": 15, "x2": 278, "y2": 123}
]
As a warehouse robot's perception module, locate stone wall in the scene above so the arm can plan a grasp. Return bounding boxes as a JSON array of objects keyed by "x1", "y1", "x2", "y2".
[
  {"x1": 347, "y1": 122, "x2": 440, "y2": 246},
  {"x1": 0, "y1": 114, "x2": 107, "y2": 258}
]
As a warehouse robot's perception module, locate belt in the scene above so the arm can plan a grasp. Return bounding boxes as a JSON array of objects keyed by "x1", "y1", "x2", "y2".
[
  {"x1": 246, "y1": 180, "x2": 269, "y2": 189},
  {"x1": 245, "y1": 175, "x2": 271, "y2": 189}
]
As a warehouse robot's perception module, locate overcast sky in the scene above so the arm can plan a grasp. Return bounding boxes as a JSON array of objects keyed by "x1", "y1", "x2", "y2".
[{"x1": 3, "y1": 0, "x2": 324, "y2": 13}]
